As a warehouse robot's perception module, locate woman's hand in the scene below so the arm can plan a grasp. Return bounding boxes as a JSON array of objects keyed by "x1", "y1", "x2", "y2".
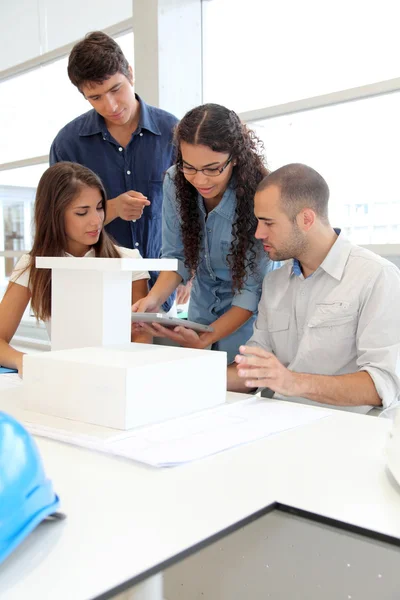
[
  {"x1": 136, "y1": 322, "x2": 213, "y2": 350},
  {"x1": 132, "y1": 294, "x2": 160, "y2": 313},
  {"x1": 176, "y1": 281, "x2": 192, "y2": 305}
]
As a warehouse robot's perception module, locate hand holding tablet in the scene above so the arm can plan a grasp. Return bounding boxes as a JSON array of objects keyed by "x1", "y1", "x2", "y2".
[{"x1": 131, "y1": 313, "x2": 213, "y2": 333}]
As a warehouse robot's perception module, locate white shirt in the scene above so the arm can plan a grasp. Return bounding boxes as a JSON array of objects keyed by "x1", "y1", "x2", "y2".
[
  {"x1": 247, "y1": 234, "x2": 400, "y2": 413},
  {"x1": 9, "y1": 246, "x2": 150, "y2": 338}
]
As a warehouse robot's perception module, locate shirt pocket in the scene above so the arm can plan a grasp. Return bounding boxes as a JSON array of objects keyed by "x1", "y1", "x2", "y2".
[
  {"x1": 307, "y1": 302, "x2": 357, "y2": 366},
  {"x1": 266, "y1": 309, "x2": 290, "y2": 360},
  {"x1": 308, "y1": 301, "x2": 357, "y2": 330},
  {"x1": 206, "y1": 238, "x2": 230, "y2": 272},
  {"x1": 267, "y1": 309, "x2": 290, "y2": 332},
  {"x1": 220, "y1": 239, "x2": 231, "y2": 259},
  {"x1": 146, "y1": 180, "x2": 163, "y2": 219}
]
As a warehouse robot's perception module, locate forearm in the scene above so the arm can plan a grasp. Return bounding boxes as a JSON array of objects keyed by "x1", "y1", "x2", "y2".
[
  {"x1": 291, "y1": 370, "x2": 382, "y2": 407},
  {"x1": 202, "y1": 306, "x2": 253, "y2": 348},
  {"x1": 131, "y1": 330, "x2": 153, "y2": 344},
  {"x1": 0, "y1": 340, "x2": 24, "y2": 372},
  {"x1": 104, "y1": 197, "x2": 118, "y2": 225},
  {"x1": 147, "y1": 272, "x2": 183, "y2": 306}
]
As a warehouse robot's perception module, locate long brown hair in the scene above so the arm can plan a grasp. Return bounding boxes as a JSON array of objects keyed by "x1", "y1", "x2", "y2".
[
  {"x1": 174, "y1": 103, "x2": 268, "y2": 292},
  {"x1": 25, "y1": 162, "x2": 120, "y2": 320}
]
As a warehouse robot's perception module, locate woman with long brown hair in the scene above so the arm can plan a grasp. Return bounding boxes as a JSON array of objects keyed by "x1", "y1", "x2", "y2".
[
  {"x1": 133, "y1": 104, "x2": 278, "y2": 363},
  {"x1": 0, "y1": 162, "x2": 150, "y2": 375}
]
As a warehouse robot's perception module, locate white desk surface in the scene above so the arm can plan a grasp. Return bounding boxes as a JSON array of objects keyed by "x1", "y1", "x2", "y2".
[{"x1": 0, "y1": 388, "x2": 399, "y2": 600}]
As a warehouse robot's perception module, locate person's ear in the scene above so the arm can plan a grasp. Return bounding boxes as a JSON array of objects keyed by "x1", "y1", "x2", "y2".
[{"x1": 300, "y1": 208, "x2": 316, "y2": 232}]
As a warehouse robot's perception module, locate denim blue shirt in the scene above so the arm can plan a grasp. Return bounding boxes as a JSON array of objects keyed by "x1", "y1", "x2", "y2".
[
  {"x1": 50, "y1": 95, "x2": 178, "y2": 311},
  {"x1": 162, "y1": 166, "x2": 277, "y2": 363}
]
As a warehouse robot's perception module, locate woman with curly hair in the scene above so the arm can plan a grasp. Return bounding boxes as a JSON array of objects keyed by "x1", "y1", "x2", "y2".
[{"x1": 132, "y1": 103, "x2": 277, "y2": 362}]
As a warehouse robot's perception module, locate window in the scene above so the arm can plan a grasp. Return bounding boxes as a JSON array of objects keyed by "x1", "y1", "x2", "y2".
[
  {"x1": 115, "y1": 31, "x2": 134, "y2": 67},
  {"x1": 0, "y1": 60, "x2": 87, "y2": 164},
  {"x1": 0, "y1": 32, "x2": 134, "y2": 165},
  {"x1": 0, "y1": 164, "x2": 47, "y2": 297},
  {"x1": 0, "y1": 31, "x2": 134, "y2": 301},
  {"x1": 202, "y1": 0, "x2": 400, "y2": 113},
  {"x1": 250, "y1": 91, "x2": 400, "y2": 244},
  {"x1": 0, "y1": 29, "x2": 133, "y2": 342}
]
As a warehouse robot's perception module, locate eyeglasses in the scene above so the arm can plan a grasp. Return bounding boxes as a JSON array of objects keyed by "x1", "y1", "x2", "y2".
[{"x1": 179, "y1": 156, "x2": 233, "y2": 178}]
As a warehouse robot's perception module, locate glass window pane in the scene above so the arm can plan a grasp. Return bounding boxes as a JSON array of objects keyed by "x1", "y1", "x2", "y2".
[
  {"x1": 0, "y1": 60, "x2": 87, "y2": 164},
  {"x1": 0, "y1": 32, "x2": 134, "y2": 165},
  {"x1": 203, "y1": 0, "x2": 400, "y2": 113},
  {"x1": 0, "y1": 164, "x2": 47, "y2": 293},
  {"x1": 116, "y1": 31, "x2": 134, "y2": 67},
  {"x1": 249, "y1": 92, "x2": 400, "y2": 244}
]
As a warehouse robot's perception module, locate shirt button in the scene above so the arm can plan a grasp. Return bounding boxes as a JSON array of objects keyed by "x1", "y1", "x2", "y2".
[
  {"x1": 301, "y1": 291, "x2": 305, "y2": 296},
  {"x1": 135, "y1": 242, "x2": 139, "y2": 247},
  {"x1": 118, "y1": 147, "x2": 123, "y2": 152},
  {"x1": 139, "y1": 132, "x2": 143, "y2": 137},
  {"x1": 127, "y1": 170, "x2": 131, "y2": 175},
  {"x1": 207, "y1": 229, "x2": 212, "y2": 233}
]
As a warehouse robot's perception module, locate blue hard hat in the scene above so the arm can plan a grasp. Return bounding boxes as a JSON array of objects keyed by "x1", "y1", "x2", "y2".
[{"x1": 0, "y1": 411, "x2": 63, "y2": 565}]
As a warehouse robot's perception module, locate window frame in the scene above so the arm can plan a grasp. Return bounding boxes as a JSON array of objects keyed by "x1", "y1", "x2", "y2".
[{"x1": 0, "y1": 22, "x2": 133, "y2": 342}]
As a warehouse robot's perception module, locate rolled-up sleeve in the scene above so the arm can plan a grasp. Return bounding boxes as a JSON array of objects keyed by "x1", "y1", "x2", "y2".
[
  {"x1": 161, "y1": 170, "x2": 191, "y2": 284},
  {"x1": 357, "y1": 265, "x2": 400, "y2": 408},
  {"x1": 231, "y1": 256, "x2": 277, "y2": 313}
]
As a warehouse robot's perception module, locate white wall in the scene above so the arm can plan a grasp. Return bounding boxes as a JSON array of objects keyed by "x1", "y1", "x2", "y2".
[{"x1": 0, "y1": 0, "x2": 132, "y2": 71}]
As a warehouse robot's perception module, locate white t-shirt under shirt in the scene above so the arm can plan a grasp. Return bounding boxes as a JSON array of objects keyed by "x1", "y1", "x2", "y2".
[{"x1": 9, "y1": 246, "x2": 150, "y2": 338}]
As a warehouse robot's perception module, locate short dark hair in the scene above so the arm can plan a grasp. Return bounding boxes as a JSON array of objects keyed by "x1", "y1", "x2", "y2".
[
  {"x1": 68, "y1": 31, "x2": 131, "y2": 91},
  {"x1": 257, "y1": 163, "x2": 330, "y2": 222}
]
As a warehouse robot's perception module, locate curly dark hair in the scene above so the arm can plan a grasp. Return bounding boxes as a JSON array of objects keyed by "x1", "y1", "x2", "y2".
[{"x1": 173, "y1": 103, "x2": 268, "y2": 292}]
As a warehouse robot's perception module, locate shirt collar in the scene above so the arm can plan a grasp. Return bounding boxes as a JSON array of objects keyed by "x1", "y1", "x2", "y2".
[
  {"x1": 198, "y1": 176, "x2": 237, "y2": 221},
  {"x1": 79, "y1": 110, "x2": 104, "y2": 137},
  {"x1": 291, "y1": 229, "x2": 352, "y2": 281},
  {"x1": 78, "y1": 94, "x2": 161, "y2": 137},
  {"x1": 137, "y1": 94, "x2": 161, "y2": 135},
  {"x1": 319, "y1": 229, "x2": 352, "y2": 280},
  {"x1": 64, "y1": 248, "x2": 95, "y2": 258}
]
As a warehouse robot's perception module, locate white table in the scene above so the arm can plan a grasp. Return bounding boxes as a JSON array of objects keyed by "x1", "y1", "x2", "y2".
[{"x1": 0, "y1": 389, "x2": 399, "y2": 599}]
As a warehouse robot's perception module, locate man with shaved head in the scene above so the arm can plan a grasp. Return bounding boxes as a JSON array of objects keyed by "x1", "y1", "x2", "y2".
[{"x1": 228, "y1": 163, "x2": 400, "y2": 413}]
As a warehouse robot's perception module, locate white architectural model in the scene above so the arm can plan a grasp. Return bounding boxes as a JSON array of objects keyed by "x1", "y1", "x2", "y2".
[{"x1": 22, "y1": 257, "x2": 227, "y2": 429}]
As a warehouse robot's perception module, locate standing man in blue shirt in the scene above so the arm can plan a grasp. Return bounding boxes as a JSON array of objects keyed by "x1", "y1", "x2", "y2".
[{"x1": 50, "y1": 31, "x2": 181, "y2": 311}]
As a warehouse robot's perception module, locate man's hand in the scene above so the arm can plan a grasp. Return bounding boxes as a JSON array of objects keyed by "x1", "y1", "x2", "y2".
[
  {"x1": 176, "y1": 281, "x2": 192, "y2": 305},
  {"x1": 235, "y1": 345, "x2": 297, "y2": 396},
  {"x1": 113, "y1": 191, "x2": 151, "y2": 221}
]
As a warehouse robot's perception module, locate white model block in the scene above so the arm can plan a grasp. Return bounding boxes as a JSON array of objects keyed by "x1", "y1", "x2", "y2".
[
  {"x1": 36, "y1": 257, "x2": 178, "y2": 352},
  {"x1": 51, "y1": 268, "x2": 132, "y2": 351},
  {"x1": 22, "y1": 344, "x2": 227, "y2": 429}
]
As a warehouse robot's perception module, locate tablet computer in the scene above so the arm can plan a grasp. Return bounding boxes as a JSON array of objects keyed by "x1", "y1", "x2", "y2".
[{"x1": 131, "y1": 313, "x2": 213, "y2": 333}]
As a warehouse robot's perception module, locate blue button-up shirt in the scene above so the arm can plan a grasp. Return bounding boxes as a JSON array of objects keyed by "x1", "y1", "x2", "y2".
[
  {"x1": 162, "y1": 166, "x2": 278, "y2": 363},
  {"x1": 50, "y1": 95, "x2": 178, "y2": 311}
]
